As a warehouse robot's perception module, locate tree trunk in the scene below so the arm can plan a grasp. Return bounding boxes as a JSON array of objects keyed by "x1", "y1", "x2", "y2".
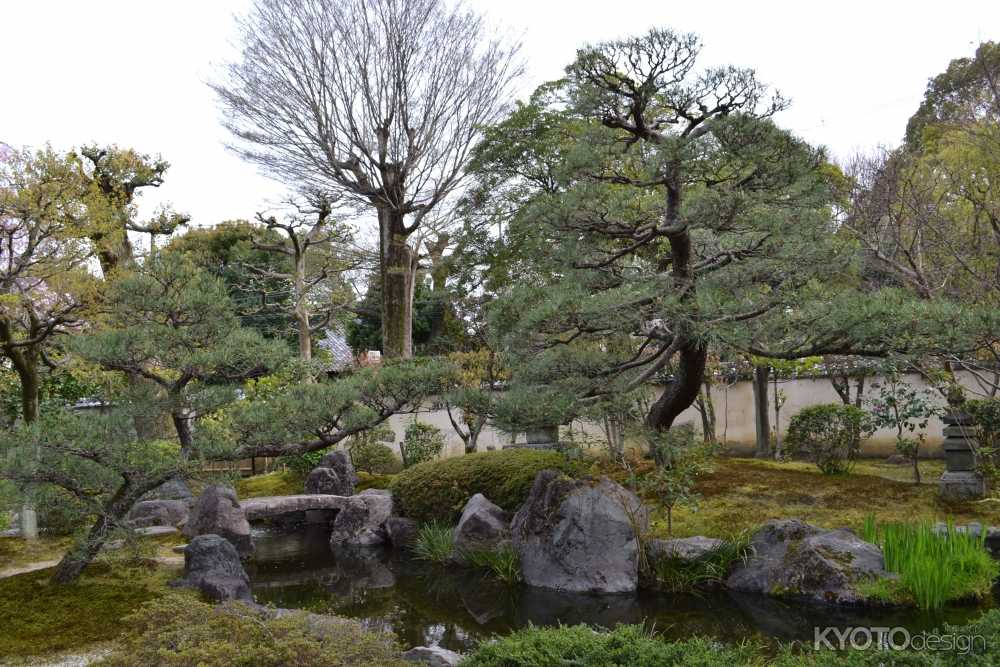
[
  {"x1": 425, "y1": 234, "x2": 450, "y2": 350},
  {"x1": 8, "y1": 346, "x2": 40, "y2": 539},
  {"x1": 172, "y1": 410, "x2": 194, "y2": 458},
  {"x1": 752, "y1": 365, "x2": 771, "y2": 458},
  {"x1": 293, "y1": 253, "x2": 312, "y2": 360},
  {"x1": 645, "y1": 338, "x2": 708, "y2": 461},
  {"x1": 378, "y1": 206, "x2": 416, "y2": 359}
]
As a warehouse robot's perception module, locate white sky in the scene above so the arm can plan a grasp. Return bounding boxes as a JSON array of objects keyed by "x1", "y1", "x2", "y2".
[{"x1": 1, "y1": 0, "x2": 996, "y2": 227}]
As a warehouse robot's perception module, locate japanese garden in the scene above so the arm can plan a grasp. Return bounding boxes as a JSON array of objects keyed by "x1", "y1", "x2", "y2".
[{"x1": 3, "y1": 1, "x2": 1000, "y2": 665}]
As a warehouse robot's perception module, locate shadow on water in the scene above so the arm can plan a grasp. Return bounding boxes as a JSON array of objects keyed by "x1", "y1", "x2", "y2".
[{"x1": 247, "y1": 525, "x2": 998, "y2": 652}]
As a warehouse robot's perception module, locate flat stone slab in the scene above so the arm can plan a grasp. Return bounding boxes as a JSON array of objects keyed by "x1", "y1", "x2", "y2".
[{"x1": 241, "y1": 494, "x2": 350, "y2": 521}]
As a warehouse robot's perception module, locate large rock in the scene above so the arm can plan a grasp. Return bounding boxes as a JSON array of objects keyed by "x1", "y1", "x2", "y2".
[
  {"x1": 173, "y1": 534, "x2": 252, "y2": 603},
  {"x1": 184, "y1": 485, "x2": 253, "y2": 555},
  {"x1": 402, "y1": 646, "x2": 463, "y2": 666},
  {"x1": 305, "y1": 450, "x2": 357, "y2": 496},
  {"x1": 329, "y1": 489, "x2": 393, "y2": 547},
  {"x1": 146, "y1": 478, "x2": 195, "y2": 506},
  {"x1": 385, "y1": 517, "x2": 420, "y2": 550},
  {"x1": 127, "y1": 499, "x2": 189, "y2": 528},
  {"x1": 511, "y1": 470, "x2": 648, "y2": 594},
  {"x1": 647, "y1": 536, "x2": 725, "y2": 563},
  {"x1": 452, "y1": 493, "x2": 509, "y2": 557},
  {"x1": 727, "y1": 519, "x2": 887, "y2": 605}
]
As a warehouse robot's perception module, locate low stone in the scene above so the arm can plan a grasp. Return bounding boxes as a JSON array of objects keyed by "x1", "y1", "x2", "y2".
[
  {"x1": 885, "y1": 454, "x2": 908, "y2": 465},
  {"x1": 127, "y1": 499, "x2": 189, "y2": 528},
  {"x1": 511, "y1": 470, "x2": 648, "y2": 594},
  {"x1": 133, "y1": 525, "x2": 178, "y2": 537},
  {"x1": 932, "y1": 521, "x2": 1000, "y2": 558},
  {"x1": 173, "y1": 534, "x2": 252, "y2": 603},
  {"x1": 329, "y1": 491, "x2": 393, "y2": 547},
  {"x1": 726, "y1": 519, "x2": 887, "y2": 605},
  {"x1": 402, "y1": 646, "x2": 464, "y2": 667},
  {"x1": 304, "y1": 467, "x2": 350, "y2": 496},
  {"x1": 184, "y1": 485, "x2": 253, "y2": 555},
  {"x1": 453, "y1": 493, "x2": 509, "y2": 557},
  {"x1": 385, "y1": 517, "x2": 420, "y2": 550},
  {"x1": 647, "y1": 536, "x2": 725, "y2": 563}
]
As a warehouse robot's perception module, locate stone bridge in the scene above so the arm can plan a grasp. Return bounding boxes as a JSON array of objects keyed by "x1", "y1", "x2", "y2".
[{"x1": 241, "y1": 494, "x2": 350, "y2": 522}]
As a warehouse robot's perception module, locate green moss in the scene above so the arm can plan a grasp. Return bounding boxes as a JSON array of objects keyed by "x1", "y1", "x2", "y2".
[
  {"x1": 0, "y1": 536, "x2": 74, "y2": 573},
  {"x1": 235, "y1": 470, "x2": 305, "y2": 498},
  {"x1": 0, "y1": 562, "x2": 178, "y2": 658},
  {"x1": 390, "y1": 448, "x2": 578, "y2": 522},
  {"x1": 356, "y1": 471, "x2": 395, "y2": 492}
]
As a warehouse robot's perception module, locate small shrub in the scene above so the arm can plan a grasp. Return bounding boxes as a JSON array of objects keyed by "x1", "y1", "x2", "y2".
[
  {"x1": 860, "y1": 516, "x2": 999, "y2": 610},
  {"x1": 412, "y1": 522, "x2": 454, "y2": 563},
  {"x1": 464, "y1": 543, "x2": 522, "y2": 583},
  {"x1": 97, "y1": 593, "x2": 406, "y2": 666},
  {"x1": 641, "y1": 434, "x2": 718, "y2": 533},
  {"x1": 399, "y1": 420, "x2": 445, "y2": 468},
  {"x1": 785, "y1": 403, "x2": 875, "y2": 474},
  {"x1": 389, "y1": 448, "x2": 577, "y2": 522},
  {"x1": 461, "y1": 623, "x2": 762, "y2": 667}
]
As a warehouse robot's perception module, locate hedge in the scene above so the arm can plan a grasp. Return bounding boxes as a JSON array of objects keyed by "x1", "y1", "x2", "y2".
[{"x1": 389, "y1": 448, "x2": 577, "y2": 522}]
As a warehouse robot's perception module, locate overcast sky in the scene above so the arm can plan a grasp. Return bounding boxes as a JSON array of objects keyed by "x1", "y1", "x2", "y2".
[{"x1": 1, "y1": 0, "x2": 996, "y2": 227}]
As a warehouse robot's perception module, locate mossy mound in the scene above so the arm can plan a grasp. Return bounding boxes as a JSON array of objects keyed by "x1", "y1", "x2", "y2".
[{"x1": 390, "y1": 449, "x2": 578, "y2": 523}]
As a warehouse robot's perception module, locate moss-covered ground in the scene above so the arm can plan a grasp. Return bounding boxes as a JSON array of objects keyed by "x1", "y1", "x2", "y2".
[{"x1": 596, "y1": 456, "x2": 1000, "y2": 539}]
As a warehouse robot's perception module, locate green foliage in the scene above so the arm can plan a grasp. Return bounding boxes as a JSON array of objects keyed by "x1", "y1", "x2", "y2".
[
  {"x1": 349, "y1": 425, "x2": 401, "y2": 474},
  {"x1": 785, "y1": 404, "x2": 876, "y2": 474},
  {"x1": 399, "y1": 420, "x2": 445, "y2": 468},
  {"x1": 867, "y1": 374, "x2": 940, "y2": 482},
  {"x1": 463, "y1": 543, "x2": 522, "y2": 583},
  {"x1": 462, "y1": 623, "x2": 763, "y2": 667},
  {"x1": 98, "y1": 593, "x2": 406, "y2": 666},
  {"x1": 390, "y1": 448, "x2": 576, "y2": 523},
  {"x1": 492, "y1": 384, "x2": 576, "y2": 432},
  {"x1": 965, "y1": 398, "x2": 1000, "y2": 485},
  {"x1": 282, "y1": 449, "x2": 326, "y2": 476},
  {"x1": 641, "y1": 431, "x2": 718, "y2": 533},
  {"x1": 643, "y1": 532, "x2": 751, "y2": 593},
  {"x1": 411, "y1": 522, "x2": 455, "y2": 564},
  {"x1": 860, "y1": 516, "x2": 999, "y2": 610}
]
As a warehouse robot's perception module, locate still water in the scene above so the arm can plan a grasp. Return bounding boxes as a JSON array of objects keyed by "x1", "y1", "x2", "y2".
[{"x1": 247, "y1": 526, "x2": 997, "y2": 653}]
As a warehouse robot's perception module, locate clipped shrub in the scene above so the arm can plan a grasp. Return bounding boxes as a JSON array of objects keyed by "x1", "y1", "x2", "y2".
[
  {"x1": 399, "y1": 421, "x2": 445, "y2": 468},
  {"x1": 462, "y1": 623, "x2": 760, "y2": 667},
  {"x1": 390, "y1": 448, "x2": 577, "y2": 522},
  {"x1": 349, "y1": 425, "x2": 402, "y2": 474},
  {"x1": 785, "y1": 403, "x2": 875, "y2": 474},
  {"x1": 98, "y1": 593, "x2": 406, "y2": 666}
]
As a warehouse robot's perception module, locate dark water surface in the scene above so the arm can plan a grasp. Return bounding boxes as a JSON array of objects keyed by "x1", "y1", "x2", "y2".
[{"x1": 247, "y1": 526, "x2": 998, "y2": 653}]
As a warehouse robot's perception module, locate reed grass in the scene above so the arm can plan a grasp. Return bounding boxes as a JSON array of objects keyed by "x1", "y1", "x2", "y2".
[
  {"x1": 861, "y1": 515, "x2": 998, "y2": 610},
  {"x1": 464, "y1": 544, "x2": 522, "y2": 584},
  {"x1": 412, "y1": 522, "x2": 455, "y2": 564}
]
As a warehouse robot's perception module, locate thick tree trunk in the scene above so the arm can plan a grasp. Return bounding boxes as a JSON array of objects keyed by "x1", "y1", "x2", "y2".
[
  {"x1": 378, "y1": 206, "x2": 416, "y2": 359},
  {"x1": 51, "y1": 483, "x2": 142, "y2": 584},
  {"x1": 752, "y1": 365, "x2": 771, "y2": 458},
  {"x1": 172, "y1": 410, "x2": 194, "y2": 457},
  {"x1": 645, "y1": 339, "x2": 708, "y2": 461},
  {"x1": 8, "y1": 347, "x2": 40, "y2": 539},
  {"x1": 425, "y1": 234, "x2": 450, "y2": 350}
]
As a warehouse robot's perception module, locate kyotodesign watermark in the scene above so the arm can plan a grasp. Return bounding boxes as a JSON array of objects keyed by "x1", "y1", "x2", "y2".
[{"x1": 814, "y1": 626, "x2": 986, "y2": 655}]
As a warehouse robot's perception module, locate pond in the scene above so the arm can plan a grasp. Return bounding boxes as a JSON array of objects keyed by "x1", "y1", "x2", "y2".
[{"x1": 247, "y1": 526, "x2": 999, "y2": 653}]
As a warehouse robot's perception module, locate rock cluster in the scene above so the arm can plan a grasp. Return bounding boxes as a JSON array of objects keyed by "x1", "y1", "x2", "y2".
[
  {"x1": 305, "y1": 450, "x2": 358, "y2": 496},
  {"x1": 173, "y1": 534, "x2": 252, "y2": 603}
]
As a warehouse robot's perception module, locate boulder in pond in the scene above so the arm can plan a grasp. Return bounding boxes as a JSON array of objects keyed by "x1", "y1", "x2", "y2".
[
  {"x1": 647, "y1": 536, "x2": 725, "y2": 563},
  {"x1": 329, "y1": 489, "x2": 393, "y2": 547},
  {"x1": 127, "y1": 499, "x2": 189, "y2": 528},
  {"x1": 385, "y1": 516, "x2": 420, "y2": 550},
  {"x1": 726, "y1": 519, "x2": 887, "y2": 605},
  {"x1": 402, "y1": 646, "x2": 464, "y2": 667},
  {"x1": 173, "y1": 534, "x2": 252, "y2": 603},
  {"x1": 184, "y1": 485, "x2": 253, "y2": 555},
  {"x1": 511, "y1": 470, "x2": 648, "y2": 594},
  {"x1": 305, "y1": 450, "x2": 357, "y2": 496},
  {"x1": 452, "y1": 493, "x2": 509, "y2": 557}
]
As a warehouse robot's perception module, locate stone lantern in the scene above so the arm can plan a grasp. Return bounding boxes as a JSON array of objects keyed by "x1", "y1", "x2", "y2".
[{"x1": 938, "y1": 411, "x2": 985, "y2": 501}]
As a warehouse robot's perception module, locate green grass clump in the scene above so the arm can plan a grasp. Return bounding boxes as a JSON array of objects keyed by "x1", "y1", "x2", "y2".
[
  {"x1": 0, "y1": 562, "x2": 175, "y2": 658},
  {"x1": 390, "y1": 448, "x2": 577, "y2": 522},
  {"x1": 643, "y1": 532, "x2": 752, "y2": 593},
  {"x1": 860, "y1": 516, "x2": 999, "y2": 610},
  {"x1": 96, "y1": 593, "x2": 407, "y2": 666},
  {"x1": 462, "y1": 623, "x2": 765, "y2": 666},
  {"x1": 412, "y1": 522, "x2": 455, "y2": 563},
  {"x1": 463, "y1": 543, "x2": 522, "y2": 583}
]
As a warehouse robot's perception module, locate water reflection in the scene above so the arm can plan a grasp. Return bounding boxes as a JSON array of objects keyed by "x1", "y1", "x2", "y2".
[{"x1": 247, "y1": 526, "x2": 997, "y2": 652}]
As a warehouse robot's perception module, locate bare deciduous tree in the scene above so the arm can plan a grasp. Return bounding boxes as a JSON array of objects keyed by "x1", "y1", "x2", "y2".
[{"x1": 212, "y1": 0, "x2": 521, "y2": 358}]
